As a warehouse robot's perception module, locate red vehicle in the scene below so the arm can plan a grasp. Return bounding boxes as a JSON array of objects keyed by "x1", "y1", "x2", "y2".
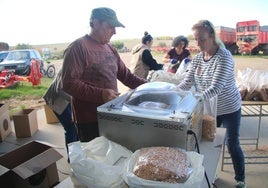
[
  {"x1": 236, "y1": 20, "x2": 268, "y2": 55},
  {"x1": 215, "y1": 26, "x2": 238, "y2": 55},
  {"x1": 0, "y1": 59, "x2": 42, "y2": 89}
]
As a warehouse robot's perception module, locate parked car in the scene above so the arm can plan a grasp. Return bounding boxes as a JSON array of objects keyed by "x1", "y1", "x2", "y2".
[
  {"x1": 0, "y1": 49, "x2": 43, "y2": 75},
  {"x1": 0, "y1": 51, "x2": 9, "y2": 63}
]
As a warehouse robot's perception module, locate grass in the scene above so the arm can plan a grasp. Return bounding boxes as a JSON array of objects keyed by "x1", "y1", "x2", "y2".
[{"x1": 0, "y1": 77, "x2": 53, "y2": 100}]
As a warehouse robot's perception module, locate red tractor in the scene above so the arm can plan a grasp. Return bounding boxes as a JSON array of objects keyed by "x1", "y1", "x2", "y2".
[
  {"x1": 215, "y1": 26, "x2": 238, "y2": 55},
  {"x1": 0, "y1": 59, "x2": 42, "y2": 89},
  {"x1": 236, "y1": 20, "x2": 268, "y2": 55}
]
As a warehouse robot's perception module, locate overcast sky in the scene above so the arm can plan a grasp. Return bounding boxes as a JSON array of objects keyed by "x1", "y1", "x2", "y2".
[{"x1": 0, "y1": 0, "x2": 267, "y2": 46}]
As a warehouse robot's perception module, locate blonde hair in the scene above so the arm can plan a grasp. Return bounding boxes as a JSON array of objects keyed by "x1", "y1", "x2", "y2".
[{"x1": 192, "y1": 20, "x2": 225, "y2": 49}]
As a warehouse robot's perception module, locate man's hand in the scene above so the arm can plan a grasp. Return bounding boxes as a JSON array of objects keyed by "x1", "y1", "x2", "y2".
[{"x1": 102, "y1": 89, "x2": 121, "y2": 103}]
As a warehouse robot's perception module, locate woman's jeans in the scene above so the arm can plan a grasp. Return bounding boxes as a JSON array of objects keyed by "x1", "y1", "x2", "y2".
[
  {"x1": 217, "y1": 108, "x2": 245, "y2": 182},
  {"x1": 54, "y1": 103, "x2": 78, "y2": 157}
]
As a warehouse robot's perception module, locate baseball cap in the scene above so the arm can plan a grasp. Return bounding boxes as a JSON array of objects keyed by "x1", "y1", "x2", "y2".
[{"x1": 90, "y1": 7, "x2": 125, "y2": 28}]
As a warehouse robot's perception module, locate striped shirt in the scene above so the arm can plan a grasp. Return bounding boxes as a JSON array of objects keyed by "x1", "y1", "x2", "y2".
[{"x1": 178, "y1": 47, "x2": 241, "y2": 116}]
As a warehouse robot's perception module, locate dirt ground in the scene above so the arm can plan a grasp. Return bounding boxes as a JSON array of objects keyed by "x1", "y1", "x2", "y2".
[
  {"x1": 118, "y1": 53, "x2": 268, "y2": 94},
  {"x1": 2, "y1": 53, "x2": 268, "y2": 110}
]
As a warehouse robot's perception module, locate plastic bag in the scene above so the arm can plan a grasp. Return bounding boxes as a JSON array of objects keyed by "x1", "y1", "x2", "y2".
[
  {"x1": 149, "y1": 70, "x2": 185, "y2": 85},
  {"x1": 175, "y1": 58, "x2": 191, "y2": 76},
  {"x1": 236, "y1": 68, "x2": 268, "y2": 101},
  {"x1": 167, "y1": 62, "x2": 181, "y2": 73},
  {"x1": 133, "y1": 147, "x2": 192, "y2": 183},
  {"x1": 124, "y1": 149, "x2": 204, "y2": 188},
  {"x1": 258, "y1": 72, "x2": 268, "y2": 101},
  {"x1": 68, "y1": 136, "x2": 133, "y2": 188},
  {"x1": 202, "y1": 96, "x2": 217, "y2": 142},
  {"x1": 236, "y1": 68, "x2": 252, "y2": 100},
  {"x1": 244, "y1": 69, "x2": 261, "y2": 100}
]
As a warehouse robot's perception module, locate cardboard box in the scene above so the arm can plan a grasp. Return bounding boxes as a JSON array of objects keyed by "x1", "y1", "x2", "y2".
[
  {"x1": 0, "y1": 103, "x2": 12, "y2": 142},
  {"x1": 44, "y1": 105, "x2": 59, "y2": 124},
  {"x1": 0, "y1": 140, "x2": 63, "y2": 188},
  {"x1": 13, "y1": 109, "x2": 38, "y2": 138}
]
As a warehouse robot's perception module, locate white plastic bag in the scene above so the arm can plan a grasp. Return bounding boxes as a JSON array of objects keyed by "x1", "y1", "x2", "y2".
[
  {"x1": 149, "y1": 70, "x2": 185, "y2": 84},
  {"x1": 69, "y1": 136, "x2": 133, "y2": 188},
  {"x1": 175, "y1": 58, "x2": 191, "y2": 76},
  {"x1": 123, "y1": 150, "x2": 204, "y2": 188}
]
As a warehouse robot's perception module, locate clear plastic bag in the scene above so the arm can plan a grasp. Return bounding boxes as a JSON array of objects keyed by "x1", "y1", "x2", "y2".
[
  {"x1": 124, "y1": 148, "x2": 204, "y2": 188},
  {"x1": 244, "y1": 69, "x2": 261, "y2": 100},
  {"x1": 236, "y1": 68, "x2": 252, "y2": 100},
  {"x1": 258, "y1": 72, "x2": 268, "y2": 101},
  {"x1": 202, "y1": 97, "x2": 217, "y2": 142},
  {"x1": 133, "y1": 147, "x2": 191, "y2": 183},
  {"x1": 236, "y1": 68, "x2": 268, "y2": 101}
]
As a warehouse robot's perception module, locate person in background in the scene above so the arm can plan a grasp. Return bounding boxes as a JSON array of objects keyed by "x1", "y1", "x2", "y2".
[
  {"x1": 61, "y1": 7, "x2": 147, "y2": 142},
  {"x1": 43, "y1": 68, "x2": 78, "y2": 162},
  {"x1": 162, "y1": 35, "x2": 191, "y2": 73},
  {"x1": 130, "y1": 31, "x2": 163, "y2": 79},
  {"x1": 177, "y1": 20, "x2": 246, "y2": 188}
]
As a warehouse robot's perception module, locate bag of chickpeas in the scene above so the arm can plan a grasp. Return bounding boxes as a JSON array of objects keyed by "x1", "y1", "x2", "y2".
[{"x1": 202, "y1": 97, "x2": 217, "y2": 142}]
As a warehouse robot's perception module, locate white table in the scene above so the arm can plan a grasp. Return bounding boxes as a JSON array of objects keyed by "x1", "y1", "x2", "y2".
[
  {"x1": 55, "y1": 128, "x2": 226, "y2": 188},
  {"x1": 200, "y1": 128, "x2": 226, "y2": 188}
]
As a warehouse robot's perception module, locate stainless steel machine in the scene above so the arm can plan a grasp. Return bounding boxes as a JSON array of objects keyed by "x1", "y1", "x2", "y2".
[{"x1": 97, "y1": 82, "x2": 203, "y2": 152}]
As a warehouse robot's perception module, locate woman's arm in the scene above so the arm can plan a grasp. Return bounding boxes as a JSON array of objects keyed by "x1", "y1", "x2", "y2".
[{"x1": 142, "y1": 50, "x2": 163, "y2": 70}]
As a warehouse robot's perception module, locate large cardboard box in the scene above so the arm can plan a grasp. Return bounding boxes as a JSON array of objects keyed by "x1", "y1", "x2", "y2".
[
  {"x1": 0, "y1": 103, "x2": 12, "y2": 142},
  {"x1": 44, "y1": 105, "x2": 59, "y2": 124},
  {"x1": 13, "y1": 109, "x2": 38, "y2": 138},
  {"x1": 0, "y1": 140, "x2": 63, "y2": 188}
]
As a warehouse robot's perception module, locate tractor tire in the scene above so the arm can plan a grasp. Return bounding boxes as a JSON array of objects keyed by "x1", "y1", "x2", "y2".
[{"x1": 23, "y1": 65, "x2": 31, "y2": 76}]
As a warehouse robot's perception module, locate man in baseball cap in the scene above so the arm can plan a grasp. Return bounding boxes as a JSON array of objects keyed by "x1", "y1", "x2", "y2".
[
  {"x1": 90, "y1": 7, "x2": 125, "y2": 28},
  {"x1": 61, "y1": 7, "x2": 146, "y2": 143}
]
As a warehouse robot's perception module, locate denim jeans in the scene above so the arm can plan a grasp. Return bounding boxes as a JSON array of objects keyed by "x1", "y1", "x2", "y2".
[
  {"x1": 54, "y1": 103, "x2": 78, "y2": 157},
  {"x1": 217, "y1": 108, "x2": 245, "y2": 182}
]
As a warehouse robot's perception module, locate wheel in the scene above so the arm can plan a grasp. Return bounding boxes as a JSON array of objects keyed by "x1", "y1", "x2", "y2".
[
  {"x1": 46, "y1": 65, "x2": 56, "y2": 78},
  {"x1": 22, "y1": 65, "x2": 31, "y2": 76},
  {"x1": 251, "y1": 47, "x2": 259, "y2": 55}
]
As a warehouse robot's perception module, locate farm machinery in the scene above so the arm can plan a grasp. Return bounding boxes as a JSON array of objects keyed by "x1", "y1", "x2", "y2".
[{"x1": 0, "y1": 59, "x2": 42, "y2": 89}]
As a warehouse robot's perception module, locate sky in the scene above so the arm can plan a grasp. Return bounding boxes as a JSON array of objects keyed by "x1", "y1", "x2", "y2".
[{"x1": 0, "y1": 0, "x2": 267, "y2": 46}]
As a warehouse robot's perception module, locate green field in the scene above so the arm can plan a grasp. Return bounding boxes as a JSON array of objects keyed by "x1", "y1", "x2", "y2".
[{"x1": 0, "y1": 77, "x2": 53, "y2": 100}]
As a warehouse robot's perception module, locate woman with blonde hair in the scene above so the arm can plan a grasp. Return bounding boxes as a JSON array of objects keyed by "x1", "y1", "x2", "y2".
[{"x1": 177, "y1": 20, "x2": 246, "y2": 188}]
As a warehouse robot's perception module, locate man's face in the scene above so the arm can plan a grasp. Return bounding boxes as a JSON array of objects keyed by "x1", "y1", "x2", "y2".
[{"x1": 94, "y1": 20, "x2": 116, "y2": 44}]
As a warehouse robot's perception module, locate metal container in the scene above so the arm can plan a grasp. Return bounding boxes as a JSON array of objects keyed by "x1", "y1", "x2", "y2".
[{"x1": 97, "y1": 82, "x2": 203, "y2": 152}]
